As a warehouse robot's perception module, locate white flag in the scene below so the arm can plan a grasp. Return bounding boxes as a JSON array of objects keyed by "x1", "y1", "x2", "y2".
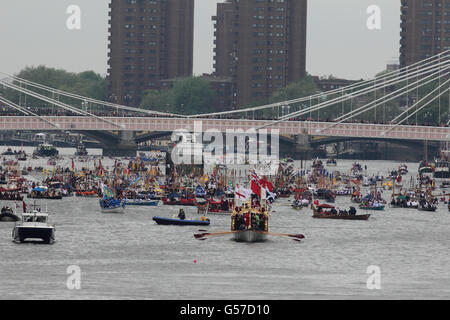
[{"x1": 235, "y1": 186, "x2": 251, "y2": 201}]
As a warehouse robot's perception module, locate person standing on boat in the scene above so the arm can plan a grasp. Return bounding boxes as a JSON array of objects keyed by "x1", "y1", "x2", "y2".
[
  {"x1": 178, "y1": 209, "x2": 186, "y2": 220},
  {"x1": 254, "y1": 214, "x2": 261, "y2": 230},
  {"x1": 244, "y1": 212, "x2": 250, "y2": 229}
]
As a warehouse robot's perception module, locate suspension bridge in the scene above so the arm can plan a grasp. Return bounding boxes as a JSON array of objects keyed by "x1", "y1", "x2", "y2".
[{"x1": 0, "y1": 51, "x2": 449, "y2": 155}]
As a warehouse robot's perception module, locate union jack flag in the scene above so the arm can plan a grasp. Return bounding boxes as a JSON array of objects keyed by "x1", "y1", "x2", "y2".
[{"x1": 251, "y1": 171, "x2": 261, "y2": 186}]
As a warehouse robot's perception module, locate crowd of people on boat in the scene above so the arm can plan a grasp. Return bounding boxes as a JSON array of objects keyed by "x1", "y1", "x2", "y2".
[
  {"x1": 315, "y1": 205, "x2": 357, "y2": 216},
  {"x1": 391, "y1": 190, "x2": 437, "y2": 209},
  {"x1": 232, "y1": 200, "x2": 268, "y2": 231}
]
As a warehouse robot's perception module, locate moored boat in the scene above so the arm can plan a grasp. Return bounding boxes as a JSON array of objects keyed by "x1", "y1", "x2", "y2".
[{"x1": 33, "y1": 143, "x2": 59, "y2": 157}]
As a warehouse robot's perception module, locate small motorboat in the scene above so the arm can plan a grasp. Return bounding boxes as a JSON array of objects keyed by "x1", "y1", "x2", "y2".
[
  {"x1": 33, "y1": 143, "x2": 59, "y2": 157},
  {"x1": 99, "y1": 199, "x2": 125, "y2": 214},
  {"x1": 2, "y1": 148, "x2": 15, "y2": 156},
  {"x1": 12, "y1": 204, "x2": 55, "y2": 244},
  {"x1": 326, "y1": 158, "x2": 337, "y2": 166},
  {"x1": 152, "y1": 216, "x2": 210, "y2": 226},
  {"x1": 0, "y1": 206, "x2": 20, "y2": 222}
]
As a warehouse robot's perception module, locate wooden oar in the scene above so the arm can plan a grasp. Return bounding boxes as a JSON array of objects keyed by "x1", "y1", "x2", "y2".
[
  {"x1": 194, "y1": 230, "x2": 243, "y2": 239},
  {"x1": 255, "y1": 231, "x2": 305, "y2": 240}
]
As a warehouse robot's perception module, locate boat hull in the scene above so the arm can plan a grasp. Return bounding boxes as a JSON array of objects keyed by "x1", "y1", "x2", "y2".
[
  {"x1": 13, "y1": 226, "x2": 55, "y2": 243},
  {"x1": 124, "y1": 200, "x2": 159, "y2": 206},
  {"x1": 418, "y1": 207, "x2": 437, "y2": 212},
  {"x1": 101, "y1": 207, "x2": 125, "y2": 214},
  {"x1": 359, "y1": 206, "x2": 385, "y2": 211},
  {"x1": 0, "y1": 212, "x2": 20, "y2": 222},
  {"x1": 233, "y1": 230, "x2": 268, "y2": 242},
  {"x1": 153, "y1": 216, "x2": 210, "y2": 226},
  {"x1": 312, "y1": 214, "x2": 370, "y2": 220}
]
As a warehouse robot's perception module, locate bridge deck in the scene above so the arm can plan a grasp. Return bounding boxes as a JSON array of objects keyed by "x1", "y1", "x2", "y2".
[{"x1": 0, "y1": 116, "x2": 448, "y2": 142}]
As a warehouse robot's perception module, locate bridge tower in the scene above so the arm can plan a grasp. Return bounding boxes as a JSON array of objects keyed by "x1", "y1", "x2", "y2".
[
  {"x1": 293, "y1": 132, "x2": 312, "y2": 161},
  {"x1": 103, "y1": 131, "x2": 137, "y2": 157}
]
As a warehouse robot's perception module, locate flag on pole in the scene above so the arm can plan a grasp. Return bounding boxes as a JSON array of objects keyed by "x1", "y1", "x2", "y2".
[
  {"x1": 250, "y1": 171, "x2": 262, "y2": 196},
  {"x1": 235, "y1": 185, "x2": 251, "y2": 201},
  {"x1": 260, "y1": 179, "x2": 273, "y2": 192}
]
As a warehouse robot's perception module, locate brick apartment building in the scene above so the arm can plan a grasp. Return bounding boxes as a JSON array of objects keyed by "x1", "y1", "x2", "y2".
[
  {"x1": 400, "y1": 0, "x2": 450, "y2": 67},
  {"x1": 212, "y1": 0, "x2": 308, "y2": 108},
  {"x1": 107, "y1": 0, "x2": 194, "y2": 106}
]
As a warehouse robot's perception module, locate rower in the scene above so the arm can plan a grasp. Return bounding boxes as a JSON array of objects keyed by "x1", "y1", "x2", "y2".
[{"x1": 178, "y1": 209, "x2": 186, "y2": 220}]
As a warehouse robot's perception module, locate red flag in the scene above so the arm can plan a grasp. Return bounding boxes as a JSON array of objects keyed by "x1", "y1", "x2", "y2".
[
  {"x1": 260, "y1": 179, "x2": 273, "y2": 192},
  {"x1": 251, "y1": 180, "x2": 261, "y2": 196}
]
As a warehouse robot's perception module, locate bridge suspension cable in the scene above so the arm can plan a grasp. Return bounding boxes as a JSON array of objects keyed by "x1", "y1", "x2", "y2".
[
  {"x1": 382, "y1": 78, "x2": 450, "y2": 136},
  {"x1": 258, "y1": 57, "x2": 450, "y2": 129},
  {"x1": 184, "y1": 50, "x2": 450, "y2": 119},
  {"x1": 0, "y1": 80, "x2": 124, "y2": 129},
  {"x1": 317, "y1": 68, "x2": 450, "y2": 134},
  {"x1": 0, "y1": 71, "x2": 185, "y2": 118},
  {"x1": 277, "y1": 57, "x2": 450, "y2": 121},
  {"x1": 333, "y1": 66, "x2": 450, "y2": 122}
]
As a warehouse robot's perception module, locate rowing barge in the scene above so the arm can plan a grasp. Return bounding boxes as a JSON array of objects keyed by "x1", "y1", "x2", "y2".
[
  {"x1": 231, "y1": 201, "x2": 269, "y2": 242},
  {"x1": 233, "y1": 230, "x2": 267, "y2": 242},
  {"x1": 311, "y1": 204, "x2": 370, "y2": 220}
]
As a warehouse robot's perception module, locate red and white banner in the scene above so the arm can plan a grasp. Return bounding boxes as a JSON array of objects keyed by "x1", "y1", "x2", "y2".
[{"x1": 235, "y1": 185, "x2": 251, "y2": 201}]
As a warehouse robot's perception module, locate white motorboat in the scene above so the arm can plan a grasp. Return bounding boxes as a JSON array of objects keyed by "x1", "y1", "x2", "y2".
[{"x1": 12, "y1": 204, "x2": 55, "y2": 244}]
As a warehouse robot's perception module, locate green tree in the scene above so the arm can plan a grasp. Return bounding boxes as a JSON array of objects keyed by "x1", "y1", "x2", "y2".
[
  {"x1": 270, "y1": 76, "x2": 319, "y2": 104},
  {"x1": 140, "y1": 89, "x2": 175, "y2": 112},
  {"x1": 140, "y1": 77, "x2": 217, "y2": 115},
  {"x1": 1, "y1": 66, "x2": 109, "y2": 109},
  {"x1": 172, "y1": 77, "x2": 217, "y2": 115}
]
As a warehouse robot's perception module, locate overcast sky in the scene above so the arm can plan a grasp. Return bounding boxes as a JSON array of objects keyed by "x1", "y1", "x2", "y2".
[{"x1": 0, "y1": 0, "x2": 400, "y2": 80}]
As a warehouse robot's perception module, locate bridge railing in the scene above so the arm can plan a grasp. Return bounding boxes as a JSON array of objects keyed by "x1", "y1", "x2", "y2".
[{"x1": 0, "y1": 116, "x2": 449, "y2": 141}]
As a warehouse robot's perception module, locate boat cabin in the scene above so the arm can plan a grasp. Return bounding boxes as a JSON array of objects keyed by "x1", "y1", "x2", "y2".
[{"x1": 21, "y1": 212, "x2": 49, "y2": 223}]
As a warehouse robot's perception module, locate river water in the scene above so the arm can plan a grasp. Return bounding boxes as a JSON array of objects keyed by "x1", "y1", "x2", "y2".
[{"x1": 1, "y1": 148, "x2": 449, "y2": 300}]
